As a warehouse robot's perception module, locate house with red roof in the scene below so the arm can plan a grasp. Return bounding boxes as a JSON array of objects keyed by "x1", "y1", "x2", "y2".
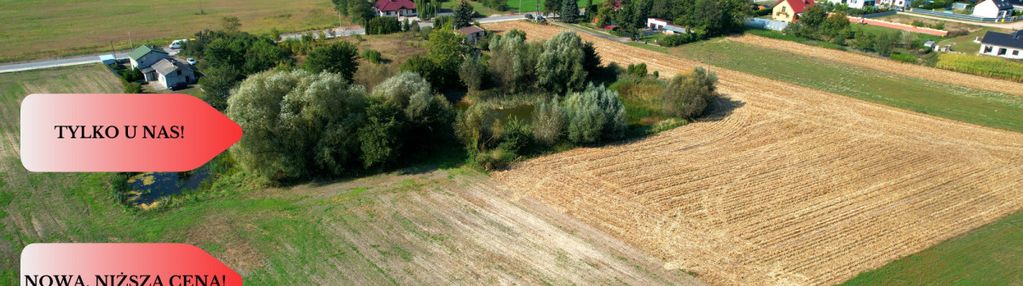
[
  {"x1": 772, "y1": 0, "x2": 814, "y2": 22},
  {"x1": 373, "y1": 0, "x2": 417, "y2": 17}
]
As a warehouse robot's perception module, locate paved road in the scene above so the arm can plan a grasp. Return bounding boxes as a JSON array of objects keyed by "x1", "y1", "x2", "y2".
[
  {"x1": 898, "y1": 11, "x2": 1023, "y2": 30},
  {"x1": 0, "y1": 52, "x2": 129, "y2": 74}
]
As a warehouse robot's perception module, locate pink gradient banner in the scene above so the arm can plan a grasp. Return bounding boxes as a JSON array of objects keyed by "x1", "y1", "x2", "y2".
[
  {"x1": 20, "y1": 93, "x2": 242, "y2": 172},
  {"x1": 21, "y1": 243, "x2": 241, "y2": 286}
]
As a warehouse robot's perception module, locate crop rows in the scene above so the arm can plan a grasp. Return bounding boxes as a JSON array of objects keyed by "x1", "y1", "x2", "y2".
[{"x1": 485, "y1": 21, "x2": 1023, "y2": 286}]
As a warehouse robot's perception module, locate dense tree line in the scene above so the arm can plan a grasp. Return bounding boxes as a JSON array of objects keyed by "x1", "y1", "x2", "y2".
[
  {"x1": 595, "y1": 0, "x2": 753, "y2": 38},
  {"x1": 183, "y1": 19, "x2": 292, "y2": 110}
]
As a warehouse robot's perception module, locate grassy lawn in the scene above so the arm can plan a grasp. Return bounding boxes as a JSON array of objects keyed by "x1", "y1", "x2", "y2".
[
  {"x1": 0, "y1": 0, "x2": 339, "y2": 63},
  {"x1": 655, "y1": 39, "x2": 1023, "y2": 133},
  {"x1": 505, "y1": 0, "x2": 604, "y2": 13},
  {"x1": 841, "y1": 210, "x2": 1023, "y2": 285}
]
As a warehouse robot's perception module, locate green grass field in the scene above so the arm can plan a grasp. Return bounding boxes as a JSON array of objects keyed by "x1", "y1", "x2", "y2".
[
  {"x1": 0, "y1": 0, "x2": 339, "y2": 63},
  {"x1": 655, "y1": 39, "x2": 1023, "y2": 133},
  {"x1": 841, "y1": 210, "x2": 1023, "y2": 285},
  {"x1": 504, "y1": 0, "x2": 603, "y2": 13}
]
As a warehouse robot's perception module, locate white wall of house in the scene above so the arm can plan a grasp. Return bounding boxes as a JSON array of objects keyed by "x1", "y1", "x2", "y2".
[
  {"x1": 973, "y1": 0, "x2": 1012, "y2": 18},
  {"x1": 979, "y1": 44, "x2": 1023, "y2": 59},
  {"x1": 878, "y1": 0, "x2": 910, "y2": 9},
  {"x1": 376, "y1": 8, "x2": 417, "y2": 17},
  {"x1": 827, "y1": 0, "x2": 876, "y2": 9},
  {"x1": 156, "y1": 68, "x2": 195, "y2": 90}
]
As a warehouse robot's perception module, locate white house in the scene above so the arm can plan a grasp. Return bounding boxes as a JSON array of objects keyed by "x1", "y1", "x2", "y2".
[
  {"x1": 646, "y1": 18, "x2": 687, "y2": 34},
  {"x1": 128, "y1": 45, "x2": 169, "y2": 82},
  {"x1": 373, "y1": 0, "x2": 417, "y2": 17},
  {"x1": 152, "y1": 58, "x2": 196, "y2": 90},
  {"x1": 878, "y1": 0, "x2": 911, "y2": 10},
  {"x1": 979, "y1": 30, "x2": 1023, "y2": 59},
  {"x1": 826, "y1": 0, "x2": 876, "y2": 9},
  {"x1": 972, "y1": 0, "x2": 1014, "y2": 18}
]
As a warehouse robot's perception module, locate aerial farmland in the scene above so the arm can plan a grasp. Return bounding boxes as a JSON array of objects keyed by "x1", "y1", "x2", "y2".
[{"x1": 2, "y1": 0, "x2": 1023, "y2": 285}]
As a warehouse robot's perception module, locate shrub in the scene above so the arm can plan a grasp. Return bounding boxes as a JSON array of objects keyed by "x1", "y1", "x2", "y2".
[
  {"x1": 362, "y1": 49, "x2": 383, "y2": 64},
  {"x1": 626, "y1": 63, "x2": 648, "y2": 77},
  {"x1": 531, "y1": 97, "x2": 566, "y2": 146},
  {"x1": 371, "y1": 72, "x2": 454, "y2": 145},
  {"x1": 488, "y1": 31, "x2": 535, "y2": 93},
  {"x1": 358, "y1": 100, "x2": 404, "y2": 168},
  {"x1": 661, "y1": 67, "x2": 717, "y2": 119},
  {"x1": 367, "y1": 17, "x2": 403, "y2": 34},
  {"x1": 122, "y1": 81, "x2": 143, "y2": 93},
  {"x1": 564, "y1": 84, "x2": 627, "y2": 144},
  {"x1": 659, "y1": 33, "x2": 696, "y2": 47},
  {"x1": 536, "y1": 32, "x2": 588, "y2": 95},
  {"x1": 304, "y1": 41, "x2": 360, "y2": 81},
  {"x1": 458, "y1": 56, "x2": 487, "y2": 91},
  {"x1": 227, "y1": 70, "x2": 368, "y2": 182},
  {"x1": 890, "y1": 52, "x2": 917, "y2": 64}
]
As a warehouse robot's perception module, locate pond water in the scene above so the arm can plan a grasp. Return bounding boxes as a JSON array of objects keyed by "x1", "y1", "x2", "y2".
[{"x1": 125, "y1": 166, "x2": 210, "y2": 205}]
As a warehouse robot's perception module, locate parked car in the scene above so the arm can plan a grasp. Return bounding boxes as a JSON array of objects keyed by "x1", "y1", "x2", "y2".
[
  {"x1": 525, "y1": 13, "x2": 534, "y2": 20},
  {"x1": 169, "y1": 39, "x2": 188, "y2": 49},
  {"x1": 186, "y1": 58, "x2": 197, "y2": 65}
]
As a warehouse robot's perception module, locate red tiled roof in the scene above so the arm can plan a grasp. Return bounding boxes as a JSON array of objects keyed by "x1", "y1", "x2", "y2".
[
  {"x1": 375, "y1": 0, "x2": 415, "y2": 12},
  {"x1": 778, "y1": 0, "x2": 814, "y2": 13}
]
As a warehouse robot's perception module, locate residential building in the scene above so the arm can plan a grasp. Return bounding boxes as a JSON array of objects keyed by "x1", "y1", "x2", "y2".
[
  {"x1": 878, "y1": 0, "x2": 911, "y2": 10},
  {"x1": 826, "y1": 0, "x2": 876, "y2": 9},
  {"x1": 457, "y1": 25, "x2": 485, "y2": 44},
  {"x1": 972, "y1": 0, "x2": 1013, "y2": 18},
  {"x1": 646, "y1": 18, "x2": 687, "y2": 34},
  {"x1": 128, "y1": 45, "x2": 169, "y2": 81},
  {"x1": 979, "y1": 30, "x2": 1023, "y2": 59},
  {"x1": 152, "y1": 58, "x2": 196, "y2": 90},
  {"x1": 773, "y1": 0, "x2": 815, "y2": 22},
  {"x1": 373, "y1": 0, "x2": 417, "y2": 17}
]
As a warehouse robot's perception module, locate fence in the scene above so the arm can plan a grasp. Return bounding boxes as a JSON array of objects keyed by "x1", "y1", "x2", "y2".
[
  {"x1": 847, "y1": 16, "x2": 950, "y2": 37},
  {"x1": 908, "y1": 8, "x2": 1020, "y2": 23},
  {"x1": 746, "y1": 18, "x2": 789, "y2": 31}
]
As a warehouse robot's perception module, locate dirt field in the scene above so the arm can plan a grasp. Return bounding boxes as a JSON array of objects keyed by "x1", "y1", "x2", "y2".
[
  {"x1": 729, "y1": 34, "x2": 1023, "y2": 97},
  {"x1": 485, "y1": 21, "x2": 1023, "y2": 286}
]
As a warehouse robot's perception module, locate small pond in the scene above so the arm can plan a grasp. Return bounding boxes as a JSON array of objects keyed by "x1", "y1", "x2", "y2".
[{"x1": 125, "y1": 166, "x2": 210, "y2": 206}]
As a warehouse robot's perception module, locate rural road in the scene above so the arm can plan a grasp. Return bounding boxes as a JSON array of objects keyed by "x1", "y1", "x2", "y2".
[
  {"x1": 0, "y1": 52, "x2": 129, "y2": 74},
  {"x1": 0, "y1": 14, "x2": 528, "y2": 74}
]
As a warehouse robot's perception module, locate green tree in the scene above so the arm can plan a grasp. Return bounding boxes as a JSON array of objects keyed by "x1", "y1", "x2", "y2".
[
  {"x1": 304, "y1": 41, "x2": 360, "y2": 81},
  {"x1": 333, "y1": 0, "x2": 350, "y2": 15},
  {"x1": 426, "y1": 28, "x2": 467, "y2": 89},
  {"x1": 227, "y1": 70, "x2": 368, "y2": 181},
  {"x1": 372, "y1": 72, "x2": 454, "y2": 145},
  {"x1": 358, "y1": 101, "x2": 404, "y2": 168},
  {"x1": 198, "y1": 65, "x2": 241, "y2": 110},
  {"x1": 561, "y1": 0, "x2": 580, "y2": 23},
  {"x1": 459, "y1": 56, "x2": 487, "y2": 91},
  {"x1": 564, "y1": 84, "x2": 626, "y2": 144},
  {"x1": 535, "y1": 32, "x2": 588, "y2": 94},
  {"x1": 545, "y1": 0, "x2": 563, "y2": 14},
  {"x1": 350, "y1": 0, "x2": 375, "y2": 24},
  {"x1": 454, "y1": 0, "x2": 475, "y2": 28},
  {"x1": 532, "y1": 97, "x2": 566, "y2": 146},
  {"x1": 488, "y1": 31, "x2": 535, "y2": 93},
  {"x1": 661, "y1": 67, "x2": 717, "y2": 119}
]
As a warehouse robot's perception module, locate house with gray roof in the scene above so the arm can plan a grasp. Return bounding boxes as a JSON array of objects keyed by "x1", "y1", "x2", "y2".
[
  {"x1": 151, "y1": 58, "x2": 195, "y2": 90},
  {"x1": 979, "y1": 30, "x2": 1023, "y2": 59},
  {"x1": 128, "y1": 45, "x2": 170, "y2": 82}
]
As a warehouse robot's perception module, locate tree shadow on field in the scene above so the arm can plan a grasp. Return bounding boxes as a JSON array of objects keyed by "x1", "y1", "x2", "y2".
[{"x1": 698, "y1": 95, "x2": 745, "y2": 122}]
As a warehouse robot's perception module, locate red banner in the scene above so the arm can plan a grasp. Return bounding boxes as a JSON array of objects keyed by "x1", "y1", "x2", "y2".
[
  {"x1": 20, "y1": 93, "x2": 242, "y2": 172},
  {"x1": 21, "y1": 243, "x2": 242, "y2": 286}
]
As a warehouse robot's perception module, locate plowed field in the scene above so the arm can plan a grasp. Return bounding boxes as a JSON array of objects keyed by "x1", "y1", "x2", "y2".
[{"x1": 485, "y1": 21, "x2": 1023, "y2": 286}]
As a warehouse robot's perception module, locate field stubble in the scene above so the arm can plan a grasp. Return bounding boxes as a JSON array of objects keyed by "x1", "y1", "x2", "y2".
[{"x1": 485, "y1": 21, "x2": 1023, "y2": 286}]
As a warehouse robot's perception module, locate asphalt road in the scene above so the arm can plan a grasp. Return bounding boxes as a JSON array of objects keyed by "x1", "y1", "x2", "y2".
[{"x1": 0, "y1": 14, "x2": 526, "y2": 74}]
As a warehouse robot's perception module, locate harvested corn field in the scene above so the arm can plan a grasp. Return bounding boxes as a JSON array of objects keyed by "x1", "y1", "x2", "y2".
[
  {"x1": 485, "y1": 21, "x2": 1023, "y2": 286},
  {"x1": 729, "y1": 34, "x2": 1023, "y2": 97}
]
